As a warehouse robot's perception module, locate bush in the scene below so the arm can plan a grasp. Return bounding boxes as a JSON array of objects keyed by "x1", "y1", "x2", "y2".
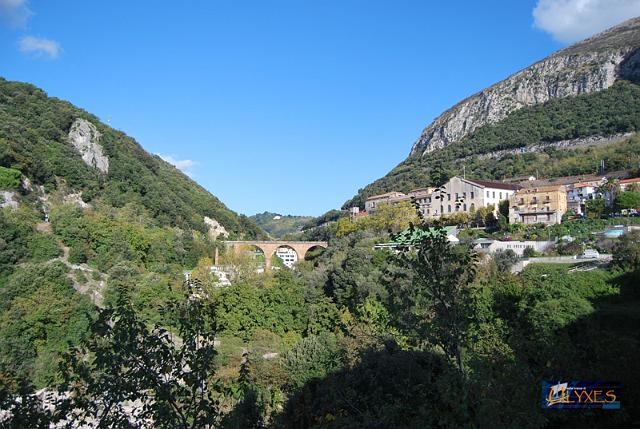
[
  {"x1": 281, "y1": 333, "x2": 341, "y2": 389},
  {"x1": 0, "y1": 166, "x2": 21, "y2": 189}
]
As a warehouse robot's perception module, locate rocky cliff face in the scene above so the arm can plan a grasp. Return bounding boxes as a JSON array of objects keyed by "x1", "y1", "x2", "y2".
[
  {"x1": 411, "y1": 17, "x2": 640, "y2": 156},
  {"x1": 68, "y1": 118, "x2": 109, "y2": 173}
]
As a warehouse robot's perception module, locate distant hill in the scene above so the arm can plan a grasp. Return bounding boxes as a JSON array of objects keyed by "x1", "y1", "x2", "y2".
[
  {"x1": 344, "y1": 17, "x2": 640, "y2": 209},
  {"x1": 0, "y1": 77, "x2": 264, "y2": 239},
  {"x1": 249, "y1": 211, "x2": 314, "y2": 239}
]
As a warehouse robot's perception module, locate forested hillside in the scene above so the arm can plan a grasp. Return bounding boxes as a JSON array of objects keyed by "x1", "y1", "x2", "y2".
[
  {"x1": 0, "y1": 78, "x2": 263, "y2": 238},
  {"x1": 0, "y1": 77, "x2": 268, "y2": 391},
  {"x1": 344, "y1": 80, "x2": 640, "y2": 209},
  {"x1": 249, "y1": 212, "x2": 314, "y2": 239}
]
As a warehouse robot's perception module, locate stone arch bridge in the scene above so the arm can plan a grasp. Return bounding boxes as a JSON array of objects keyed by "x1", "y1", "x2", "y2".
[{"x1": 222, "y1": 241, "x2": 328, "y2": 270}]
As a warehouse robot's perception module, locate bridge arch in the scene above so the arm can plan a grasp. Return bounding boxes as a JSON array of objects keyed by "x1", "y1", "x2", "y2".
[{"x1": 223, "y1": 241, "x2": 328, "y2": 270}]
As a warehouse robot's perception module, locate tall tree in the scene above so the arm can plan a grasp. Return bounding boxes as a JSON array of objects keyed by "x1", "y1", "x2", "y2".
[
  {"x1": 390, "y1": 226, "x2": 477, "y2": 371},
  {"x1": 55, "y1": 284, "x2": 221, "y2": 428}
]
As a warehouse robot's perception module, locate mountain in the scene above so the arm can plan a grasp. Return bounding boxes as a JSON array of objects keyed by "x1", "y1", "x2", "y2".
[
  {"x1": 344, "y1": 17, "x2": 640, "y2": 209},
  {"x1": 0, "y1": 77, "x2": 269, "y2": 387},
  {"x1": 249, "y1": 211, "x2": 314, "y2": 239},
  {"x1": 0, "y1": 77, "x2": 263, "y2": 239}
]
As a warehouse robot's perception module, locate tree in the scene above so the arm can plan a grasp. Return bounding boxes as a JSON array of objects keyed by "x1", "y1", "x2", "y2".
[
  {"x1": 0, "y1": 166, "x2": 21, "y2": 189},
  {"x1": 391, "y1": 226, "x2": 477, "y2": 371},
  {"x1": 498, "y1": 199, "x2": 510, "y2": 219},
  {"x1": 493, "y1": 249, "x2": 519, "y2": 273},
  {"x1": 613, "y1": 230, "x2": 640, "y2": 272},
  {"x1": 585, "y1": 198, "x2": 605, "y2": 219},
  {"x1": 55, "y1": 284, "x2": 221, "y2": 428},
  {"x1": 614, "y1": 191, "x2": 640, "y2": 211},
  {"x1": 597, "y1": 177, "x2": 620, "y2": 207}
]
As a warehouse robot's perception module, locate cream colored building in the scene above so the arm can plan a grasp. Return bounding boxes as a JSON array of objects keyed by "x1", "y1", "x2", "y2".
[
  {"x1": 509, "y1": 185, "x2": 568, "y2": 225},
  {"x1": 364, "y1": 191, "x2": 408, "y2": 214},
  {"x1": 420, "y1": 177, "x2": 520, "y2": 219}
]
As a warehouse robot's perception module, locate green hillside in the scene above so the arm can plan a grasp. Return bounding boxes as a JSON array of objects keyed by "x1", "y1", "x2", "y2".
[
  {"x1": 0, "y1": 77, "x2": 267, "y2": 387},
  {"x1": 0, "y1": 77, "x2": 263, "y2": 238},
  {"x1": 249, "y1": 211, "x2": 314, "y2": 239},
  {"x1": 343, "y1": 80, "x2": 640, "y2": 209}
]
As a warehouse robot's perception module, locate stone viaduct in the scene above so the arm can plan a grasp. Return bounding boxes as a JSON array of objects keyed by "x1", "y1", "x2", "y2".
[{"x1": 222, "y1": 241, "x2": 328, "y2": 270}]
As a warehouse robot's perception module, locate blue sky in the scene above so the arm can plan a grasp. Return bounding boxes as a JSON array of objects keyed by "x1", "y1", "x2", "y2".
[{"x1": 1, "y1": 1, "x2": 639, "y2": 216}]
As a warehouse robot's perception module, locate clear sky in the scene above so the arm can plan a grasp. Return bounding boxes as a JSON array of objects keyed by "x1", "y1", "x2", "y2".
[{"x1": 1, "y1": 1, "x2": 639, "y2": 216}]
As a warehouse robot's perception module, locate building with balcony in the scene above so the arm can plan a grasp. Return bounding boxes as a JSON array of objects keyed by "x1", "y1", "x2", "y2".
[
  {"x1": 509, "y1": 185, "x2": 568, "y2": 225},
  {"x1": 420, "y1": 176, "x2": 520, "y2": 219}
]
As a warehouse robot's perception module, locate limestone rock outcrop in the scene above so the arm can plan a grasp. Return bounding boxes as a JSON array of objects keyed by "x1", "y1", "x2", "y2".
[
  {"x1": 204, "y1": 216, "x2": 228, "y2": 239},
  {"x1": 68, "y1": 118, "x2": 109, "y2": 173},
  {"x1": 411, "y1": 17, "x2": 640, "y2": 156}
]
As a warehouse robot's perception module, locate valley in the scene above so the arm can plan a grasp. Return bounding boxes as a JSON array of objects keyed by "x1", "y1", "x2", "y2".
[{"x1": 1, "y1": 13, "x2": 640, "y2": 429}]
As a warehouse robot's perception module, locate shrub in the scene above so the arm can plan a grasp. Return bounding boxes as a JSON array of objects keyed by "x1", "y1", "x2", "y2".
[{"x1": 0, "y1": 166, "x2": 21, "y2": 189}]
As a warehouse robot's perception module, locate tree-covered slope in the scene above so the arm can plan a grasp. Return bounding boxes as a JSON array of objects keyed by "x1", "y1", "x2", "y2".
[
  {"x1": 0, "y1": 77, "x2": 263, "y2": 238},
  {"x1": 343, "y1": 80, "x2": 640, "y2": 209},
  {"x1": 249, "y1": 212, "x2": 314, "y2": 239}
]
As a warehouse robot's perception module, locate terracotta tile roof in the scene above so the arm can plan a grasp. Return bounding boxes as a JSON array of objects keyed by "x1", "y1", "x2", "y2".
[{"x1": 620, "y1": 177, "x2": 640, "y2": 184}]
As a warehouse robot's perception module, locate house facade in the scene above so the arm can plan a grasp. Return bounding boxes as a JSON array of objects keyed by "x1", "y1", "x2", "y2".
[
  {"x1": 364, "y1": 191, "x2": 408, "y2": 214},
  {"x1": 620, "y1": 177, "x2": 640, "y2": 191},
  {"x1": 566, "y1": 179, "x2": 604, "y2": 215},
  {"x1": 509, "y1": 185, "x2": 568, "y2": 225},
  {"x1": 420, "y1": 176, "x2": 520, "y2": 219}
]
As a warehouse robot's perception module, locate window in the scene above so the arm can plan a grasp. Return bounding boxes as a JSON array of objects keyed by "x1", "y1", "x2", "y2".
[
  {"x1": 499, "y1": 192, "x2": 502, "y2": 199},
  {"x1": 427, "y1": 197, "x2": 431, "y2": 203},
  {"x1": 448, "y1": 205, "x2": 451, "y2": 212},
  {"x1": 463, "y1": 192, "x2": 466, "y2": 199},
  {"x1": 487, "y1": 191, "x2": 490, "y2": 198},
  {"x1": 447, "y1": 194, "x2": 451, "y2": 201},
  {"x1": 470, "y1": 203, "x2": 475, "y2": 211},
  {"x1": 463, "y1": 203, "x2": 467, "y2": 211},
  {"x1": 492, "y1": 191, "x2": 495, "y2": 198},
  {"x1": 455, "y1": 192, "x2": 459, "y2": 199},
  {"x1": 470, "y1": 191, "x2": 474, "y2": 199},
  {"x1": 455, "y1": 205, "x2": 459, "y2": 212}
]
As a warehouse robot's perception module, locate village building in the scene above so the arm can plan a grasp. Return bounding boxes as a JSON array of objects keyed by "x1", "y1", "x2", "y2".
[
  {"x1": 509, "y1": 184, "x2": 568, "y2": 225},
  {"x1": 419, "y1": 176, "x2": 520, "y2": 219},
  {"x1": 364, "y1": 191, "x2": 409, "y2": 214},
  {"x1": 620, "y1": 177, "x2": 640, "y2": 191},
  {"x1": 473, "y1": 239, "x2": 555, "y2": 256},
  {"x1": 566, "y1": 179, "x2": 604, "y2": 215}
]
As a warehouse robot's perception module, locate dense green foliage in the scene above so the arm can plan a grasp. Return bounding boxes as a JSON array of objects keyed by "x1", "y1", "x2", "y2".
[
  {"x1": 0, "y1": 262, "x2": 95, "y2": 388},
  {"x1": 0, "y1": 166, "x2": 21, "y2": 189},
  {"x1": 0, "y1": 77, "x2": 263, "y2": 238},
  {"x1": 249, "y1": 212, "x2": 314, "y2": 239},
  {"x1": 344, "y1": 80, "x2": 640, "y2": 208},
  {"x1": 3, "y1": 75, "x2": 640, "y2": 427}
]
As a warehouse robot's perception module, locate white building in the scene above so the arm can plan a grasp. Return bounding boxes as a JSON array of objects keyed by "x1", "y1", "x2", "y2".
[
  {"x1": 275, "y1": 247, "x2": 298, "y2": 268},
  {"x1": 473, "y1": 239, "x2": 555, "y2": 256},
  {"x1": 566, "y1": 179, "x2": 604, "y2": 215}
]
